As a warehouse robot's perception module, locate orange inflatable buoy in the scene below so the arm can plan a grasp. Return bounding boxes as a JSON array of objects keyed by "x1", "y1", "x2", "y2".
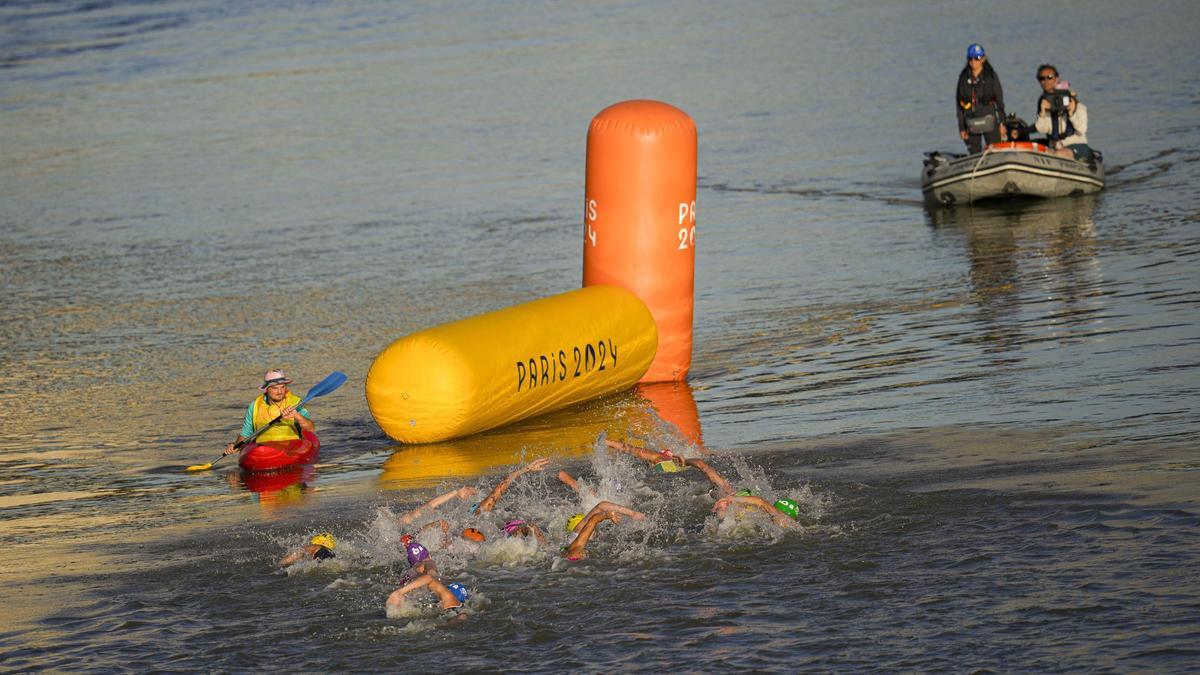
[{"x1": 583, "y1": 99, "x2": 697, "y2": 382}]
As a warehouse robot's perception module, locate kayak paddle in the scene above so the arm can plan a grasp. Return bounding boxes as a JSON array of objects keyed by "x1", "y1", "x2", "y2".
[{"x1": 186, "y1": 371, "x2": 348, "y2": 472}]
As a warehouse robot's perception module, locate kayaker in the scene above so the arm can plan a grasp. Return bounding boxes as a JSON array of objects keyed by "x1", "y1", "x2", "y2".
[
  {"x1": 956, "y1": 43, "x2": 1007, "y2": 154},
  {"x1": 224, "y1": 370, "x2": 315, "y2": 456},
  {"x1": 1033, "y1": 64, "x2": 1092, "y2": 161},
  {"x1": 279, "y1": 532, "x2": 337, "y2": 567}
]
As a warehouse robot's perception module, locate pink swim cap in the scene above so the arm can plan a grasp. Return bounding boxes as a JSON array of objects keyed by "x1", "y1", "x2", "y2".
[{"x1": 502, "y1": 520, "x2": 526, "y2": 536}]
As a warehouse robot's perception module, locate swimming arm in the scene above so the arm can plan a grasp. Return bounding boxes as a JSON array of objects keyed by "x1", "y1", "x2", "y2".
[
  {"x1": 558, "y1": 470, "x2": 599, "y2": 497},
  {"x1": 278, "y1": 543, "x2": 320, "y2": 567},
  {"x1": 588, "y1": 501, "x2": 646, "y2": 521},
  {"x1": 398, "y1": 486, "x2": 478, "y2": 525},
  {"x1": 385, "y1": 574, "x2": 462, "y2": 610},
  {"x1": 686, "y1": 458, "x2": 733, "y2": 497},
  {"x1": 475, "y1": 458, "x2": 550, "y2": 513},
  {"x1": 713, "y1": 495, "x2": 797, "y2": 528},
  {"x1": 604, "y1": 438, "x2": 661, "y2": 464},
  {"x1": 563, "y1": 502, "x2": 646, "y2": 560}
]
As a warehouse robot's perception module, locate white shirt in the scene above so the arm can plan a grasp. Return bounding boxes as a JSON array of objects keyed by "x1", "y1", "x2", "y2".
[{"x1": 1036, "y1": 100, "x2": 1089, "y2": 146}]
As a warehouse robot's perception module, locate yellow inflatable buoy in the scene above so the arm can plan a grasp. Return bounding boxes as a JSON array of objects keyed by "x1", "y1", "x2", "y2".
[{"x1": 366, "y1": 285, "x2": 658, "y2": 444}]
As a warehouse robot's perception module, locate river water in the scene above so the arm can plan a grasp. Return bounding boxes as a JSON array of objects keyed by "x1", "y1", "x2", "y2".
[{"x1": 2, "y1": 0, "x2": 1199, "y2": 671}]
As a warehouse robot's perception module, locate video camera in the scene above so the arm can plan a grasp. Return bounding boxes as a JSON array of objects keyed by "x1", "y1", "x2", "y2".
[{"x1": 1041, "y1": 89, "x2": 1073, "y2": 115}]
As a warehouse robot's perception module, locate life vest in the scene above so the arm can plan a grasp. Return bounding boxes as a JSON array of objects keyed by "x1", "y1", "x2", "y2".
[
  {"x1": 959, "y1": 69, "x2": 998, "y2": 117},
  {"x1": 251, "y1": 392, "x2": 305, "y2": 442},
  {"x1": 1047, "y1": 109, "x2": 1077, "y2": 143}
]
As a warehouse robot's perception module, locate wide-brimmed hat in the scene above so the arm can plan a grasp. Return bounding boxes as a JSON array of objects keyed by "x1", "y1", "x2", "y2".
[{"x1": 260, "y1": 370, "x2": 293, "y2": 390}]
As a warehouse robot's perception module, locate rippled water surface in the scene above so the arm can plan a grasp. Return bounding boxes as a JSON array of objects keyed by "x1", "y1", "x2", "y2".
[{"x1": 2, "y1": 0, "x2": 1199, "y2": 671}]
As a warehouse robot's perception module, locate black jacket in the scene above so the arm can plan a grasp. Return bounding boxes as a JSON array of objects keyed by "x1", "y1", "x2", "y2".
[{"x1": 956, "y1": 62, "x2": 1005, "y2": 132}]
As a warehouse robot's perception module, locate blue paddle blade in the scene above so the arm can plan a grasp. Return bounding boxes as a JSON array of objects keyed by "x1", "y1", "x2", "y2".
[{"x1": 298, "y1": 371, "x2": 348, "y2": 405}]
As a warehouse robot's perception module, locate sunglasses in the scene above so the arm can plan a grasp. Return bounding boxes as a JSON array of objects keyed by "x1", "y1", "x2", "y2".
[
  {"x1": 1038, "y1": 75, "x2": 1057, "y2": 81},
  {"x1": 970, "y1": 56, "x2": 985, "y2": 61}
]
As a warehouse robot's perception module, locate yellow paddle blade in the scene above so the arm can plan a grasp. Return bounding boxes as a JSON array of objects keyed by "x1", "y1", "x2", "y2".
[{"x1": 185, "y1": 463, "x2": 213, "y2": 472}]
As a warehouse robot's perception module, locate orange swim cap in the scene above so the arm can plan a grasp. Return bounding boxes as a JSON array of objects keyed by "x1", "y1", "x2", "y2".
[{"x1": 462, "y1": 527, "x2": 485, "y2": 542}]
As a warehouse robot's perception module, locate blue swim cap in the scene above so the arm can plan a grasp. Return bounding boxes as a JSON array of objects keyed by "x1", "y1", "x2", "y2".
[
  {"x1": 967, "y1": 43, "x2": 985, "y2": 60},
  {"x1": 447, "y1": 582, "x2": 469, "y2": 603}
]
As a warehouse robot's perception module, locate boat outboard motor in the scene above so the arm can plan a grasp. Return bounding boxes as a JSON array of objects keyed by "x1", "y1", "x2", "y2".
[{"x1": 1004, "y1": 114, "x2": 1031, "y2": 142}]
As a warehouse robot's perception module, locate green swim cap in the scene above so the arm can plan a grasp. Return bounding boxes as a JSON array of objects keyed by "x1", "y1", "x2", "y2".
[
  {"x1": 735, "y1": 488, "x2": 754, "y2": 497},
  {"x1": 774, "y1": 498, "x2": 800, "y2": 520}
]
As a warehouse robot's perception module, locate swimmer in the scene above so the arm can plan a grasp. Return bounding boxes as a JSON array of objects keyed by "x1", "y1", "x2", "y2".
[
  {"x1": 557, "y1": 470, "x2": 594, "y2": 496},
  {"x1": 604, "y1": 438, "x2": 733, "y2": 496},
  {"x1": 394, "y1": 485, "x2": 478, "y2": 547},
  {"x1": 501, "y1": 518, "x2": 546, "y2": 545},
  {"x1": 279, "y1": 532, "x2": 337, "y2": 567},
  {"x1": 475, "y1": 457, "x2": 550, "y2": 514},
  {"x1": 564, "y1": 501, "x2": 645, "y2": 536},
  {"x1": 396, "y1": 485, "x2": 478, "y2": 526},
  {"x1": 712, "y1": 494, "x2": 802, "y2": 529},
  {"x1": 399, "y1": 537, "x2": 440, "y2": 579},
  {"x1": 386, "y1": 537, "x2": 469, "y2": 614},
  {"x1": 562, "y1": 501, "x2": 646, "y2": 561},
  {"x1": 386, "y1": 575, "x2": 469, "y2": 613}
]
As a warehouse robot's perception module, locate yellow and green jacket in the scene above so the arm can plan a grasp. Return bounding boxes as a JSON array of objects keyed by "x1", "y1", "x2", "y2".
[{"x1": 240, "y1": 392, "x2": 311, "y2": 442}]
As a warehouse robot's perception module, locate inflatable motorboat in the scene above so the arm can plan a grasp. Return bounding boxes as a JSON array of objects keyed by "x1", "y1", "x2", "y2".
[{"x1": 922, "y1": 141, "x2": 1104, "y2": 206}]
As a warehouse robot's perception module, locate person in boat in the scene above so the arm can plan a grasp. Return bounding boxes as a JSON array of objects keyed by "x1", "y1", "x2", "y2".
[
  {"x1": 956, "y1": 43, "x2": 1007, "y2": 154},
  {"x1": 561, "y1": 501, "x2": 647, "y2": 561},
  {"x1": 1033, "y1": 64, "x2": 1092, "y2": 161},
  {"x1": 279, "y1": 532, "x2": 337, "y2": 567},
  {"x1": 224, "y1": 370, "x2": 314, "y2": 456}
]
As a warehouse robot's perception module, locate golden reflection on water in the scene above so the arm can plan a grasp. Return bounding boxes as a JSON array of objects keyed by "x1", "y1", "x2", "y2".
[{"x1": 379, "y1": 383, "x2": 704, "y2": 490}]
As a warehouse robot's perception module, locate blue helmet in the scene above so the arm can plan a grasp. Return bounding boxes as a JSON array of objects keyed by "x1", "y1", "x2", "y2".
[
  {"x1": 967, "y1": 43, "x2": 985, "y2": 60},
  {"x1": 447, "y1": 582, "x2": 469, "y2": 603}
]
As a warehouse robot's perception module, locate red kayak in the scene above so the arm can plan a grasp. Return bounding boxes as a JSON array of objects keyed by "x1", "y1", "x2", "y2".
[{"x1": 239, "y1": 430, "x2": 320, "y2": 472}]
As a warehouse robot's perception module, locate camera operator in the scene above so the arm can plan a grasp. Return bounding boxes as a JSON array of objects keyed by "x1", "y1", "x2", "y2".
[{"x1": 1034, "y1": 65, "x2": 1092, "y2": 161}]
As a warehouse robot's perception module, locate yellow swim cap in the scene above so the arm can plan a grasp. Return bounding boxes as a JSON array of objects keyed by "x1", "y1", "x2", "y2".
[
  {"x1": 566, "y1": 513, "x2": 585, "y2": 532},
  {"x1": 654, "y1": 460, "x2": 684, "y2": 473},
  {"x1": 310, "y1": 532, "x2": 336, "y2": 550}
]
